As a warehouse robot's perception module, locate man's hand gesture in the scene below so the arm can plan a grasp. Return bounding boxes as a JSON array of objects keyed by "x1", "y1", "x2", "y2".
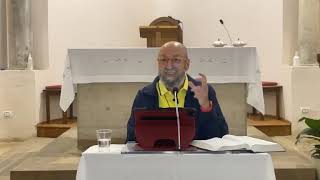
[{"x1": 189, "y1": 73, "x2": 210, "y2": 108}]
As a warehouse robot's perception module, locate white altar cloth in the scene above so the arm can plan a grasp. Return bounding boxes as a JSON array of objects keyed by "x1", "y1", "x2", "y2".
[
  {"x1": 76, "y1": 145, "x2": 276, "y2": 180},
  {"x1": 60, "y1": 47, "x2": 264, "y2": 113}
]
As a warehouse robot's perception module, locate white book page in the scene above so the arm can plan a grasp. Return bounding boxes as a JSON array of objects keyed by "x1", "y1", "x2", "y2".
[
  {"x1": 191, "y1": 137, "x2": 248, "y2": 151},
  {"x1": 240, "y1": 136, "x2": 284, "y2": 152},
  {"x1": 222, "y1": 135, "x2": 284, "y2": 152}
]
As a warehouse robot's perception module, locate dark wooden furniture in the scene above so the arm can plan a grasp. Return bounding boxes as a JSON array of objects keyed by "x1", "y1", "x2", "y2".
[
  {"x1": 44, "y1": 85, "x2": 74, "y2": 124},
  {"x1": 139, "y1": 17, "x2": 183, "y2": 47},
  {"x1": 253, "y1": 82, "x2": 283, "y2": 120}
]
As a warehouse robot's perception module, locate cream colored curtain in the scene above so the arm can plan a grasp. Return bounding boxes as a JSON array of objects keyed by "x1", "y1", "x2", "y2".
[{"x1": 298, "y1": 0, "x2": 320, "y2": 64}]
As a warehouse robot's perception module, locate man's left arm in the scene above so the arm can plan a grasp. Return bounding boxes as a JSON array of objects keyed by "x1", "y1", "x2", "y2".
[
  {"x1": 197, "y1": 85, "x2": 229, "y2": 139},
  {"x1": 189, "y1": 73, "x2": 229, "y2": 139}
]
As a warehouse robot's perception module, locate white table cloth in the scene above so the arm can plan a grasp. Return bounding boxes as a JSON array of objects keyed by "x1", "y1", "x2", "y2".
[
  {"x1": 60, "y1": 47, "x2": 264, "y2": 114},
  {"x1": 76, "y1": 145, "x2": 276, "y2": 180}
]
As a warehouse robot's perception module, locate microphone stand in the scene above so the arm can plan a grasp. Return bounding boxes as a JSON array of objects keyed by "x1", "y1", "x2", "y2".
[
  {"x1": 219, "y1": 19, "x2": 233, "y2": 46},
  {"x1": 173, "y1": 90, "x2": 181, "y2": 151}
]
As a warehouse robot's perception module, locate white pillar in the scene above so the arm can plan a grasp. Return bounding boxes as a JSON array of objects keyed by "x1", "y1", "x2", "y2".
[
  {"x1": 7, "y1": 0, "x2": 32, "y2": 69},
  {"x1": 0, "y1": 0, "x2": 7, "y2": 70},
  {"x1": 298, "y1": 0, "x2": 320, "y2": 64}
]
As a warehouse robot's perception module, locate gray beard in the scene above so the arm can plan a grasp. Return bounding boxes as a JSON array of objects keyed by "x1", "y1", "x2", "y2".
[{"x1": 160, "y1": 73, "x2": 186, "y2": 90}]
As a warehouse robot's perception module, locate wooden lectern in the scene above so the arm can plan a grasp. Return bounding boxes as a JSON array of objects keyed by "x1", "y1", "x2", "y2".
[{"x1": 139, "y1": 17, "x2": 183, "y2": 47}]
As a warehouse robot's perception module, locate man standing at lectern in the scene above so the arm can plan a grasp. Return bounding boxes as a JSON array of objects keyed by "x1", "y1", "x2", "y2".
[{"x1": 126, "y1": 41, "x2": 228, "y2": 141}]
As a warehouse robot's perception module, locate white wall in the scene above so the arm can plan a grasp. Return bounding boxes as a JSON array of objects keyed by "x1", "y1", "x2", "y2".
[
  {"x1": 47, "y1": 0, "x2": 284, "y2": 121},
  {"x1": 283, "y1": 0, "x2": 299, "y2": 65},
  {"x1": 48, "y1": 0, "x2": 151, "y2": 83},
  {"x1": 281, "y1": 0, "x2": 320, "y2": 128},
  {"x1": 48, "y1": 0, "x2": 283, "y2": 84},
  {"x1": 278, "y1": 0, "x2": 299, "y2": 122},
  {"x1": 0, "y1": 0, "x2": 50, "y2": 139},
  {"x1": 0, "y1": 71, "x2": 36, "y2": 139},
  {"x1": 291, "y1": 67, "x2": 320, "y2": 133},
  {"x1": 30, "y1": 0, "x2": 52, "y2": 128},
  {"x1": 0, "y1": 0, "x2": 292, "y2": 138}
]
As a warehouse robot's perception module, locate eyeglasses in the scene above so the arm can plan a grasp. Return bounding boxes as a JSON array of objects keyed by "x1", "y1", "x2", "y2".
[{"x1": 158, "y1": 57, "x2": 185, "y2": 65}]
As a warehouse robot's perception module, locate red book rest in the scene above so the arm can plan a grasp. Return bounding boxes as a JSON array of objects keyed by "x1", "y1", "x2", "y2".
[
  {"x1": 45, "y1": 85, "x2": 62, "y2": 90},
  {"x1": 134, "y1": 108, "x2": 196, "y2": 150},
  {"x1": 262, "y1": 81, "x2": 278, "y2": 87}
]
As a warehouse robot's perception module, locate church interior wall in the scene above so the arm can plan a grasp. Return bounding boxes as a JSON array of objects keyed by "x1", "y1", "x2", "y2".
[{"x1": 0, "y1": 0, "x2": 319, "y2": 138}]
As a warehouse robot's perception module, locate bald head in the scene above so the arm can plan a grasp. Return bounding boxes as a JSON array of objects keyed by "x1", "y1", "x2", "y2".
[
  {"x1": 157, "y1": 41, "x2": 190, "y2": 90},
  {"x1": 159, "y1": 41, "x2": 188, "y2": 59}
]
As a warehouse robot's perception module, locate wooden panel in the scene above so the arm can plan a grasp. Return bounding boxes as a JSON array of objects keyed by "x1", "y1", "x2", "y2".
[
  {"x1": 139, "y1": 24, "x2": 182, "y2": 47},
  {"x1": 275, "y1": 168, "x2": 316, "y2": 180},
  {"x1": 37, "y1": 126, "x2": 70, "y2": 138},
  {"x1": 248, "y1": 117, "x2": 292, "y2": 136},
  {"x1": 36, "y1": 119, "x2": 76, "y2": 138},
  {"x1": 11, "y1": 170, "x2": 76, "y2": 180},
  {"x1": 256, "y1": 126, "x2": 291, "y2": 136}
]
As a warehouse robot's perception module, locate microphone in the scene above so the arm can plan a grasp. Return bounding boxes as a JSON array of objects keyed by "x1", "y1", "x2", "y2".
[
  {"x1": 172, "y1": 87, "x2": 179, "y2": 104},
  {"x1": 219, "y1": 19, "x2": 233, "y2": 45},
  {"x1": 172, "y1": 88, "x2": 179, "y2": 104},
  {"x1": 172, "y1": 87, "x2": 181, "y2": 151}
]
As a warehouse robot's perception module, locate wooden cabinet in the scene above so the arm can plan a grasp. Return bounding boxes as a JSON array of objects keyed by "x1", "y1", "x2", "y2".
[{"x1": 140, "y1": 17, "x2": 183, "y2": 47}]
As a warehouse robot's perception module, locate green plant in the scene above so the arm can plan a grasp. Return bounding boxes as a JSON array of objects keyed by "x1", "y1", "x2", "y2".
[{"x1": 296, "y1": 117, "x2": 320, "y2": 159}]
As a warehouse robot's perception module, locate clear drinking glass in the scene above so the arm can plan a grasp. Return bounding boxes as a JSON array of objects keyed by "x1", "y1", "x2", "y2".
[{"x1": 96, "y1": 129, "x2": 112, "y2": 152}]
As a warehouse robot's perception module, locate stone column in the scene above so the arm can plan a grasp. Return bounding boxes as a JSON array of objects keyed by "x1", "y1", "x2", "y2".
[
  {"x1": 7, "y1": 0, "x2": 32, "y2": 69},
  {"x1": 0, "y1": 0, "x2": 7, "y2": 70},
  {"x1": 298, "y1": 0, "x2": 320, "y2": 64}
]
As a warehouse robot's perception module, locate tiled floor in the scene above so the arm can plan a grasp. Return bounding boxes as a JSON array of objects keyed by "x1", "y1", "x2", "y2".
[
  {"x1": 273, "y1": 134, "x2": 314, "y2": 161},
  {"x1": 0, "y1": 137, "x2": 54, "y2": 180}
]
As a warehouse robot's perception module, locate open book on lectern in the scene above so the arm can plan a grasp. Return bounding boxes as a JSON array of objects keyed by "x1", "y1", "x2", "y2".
[{"x1": 191, "y1": 134, "x2": 284, "y2": 152}]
